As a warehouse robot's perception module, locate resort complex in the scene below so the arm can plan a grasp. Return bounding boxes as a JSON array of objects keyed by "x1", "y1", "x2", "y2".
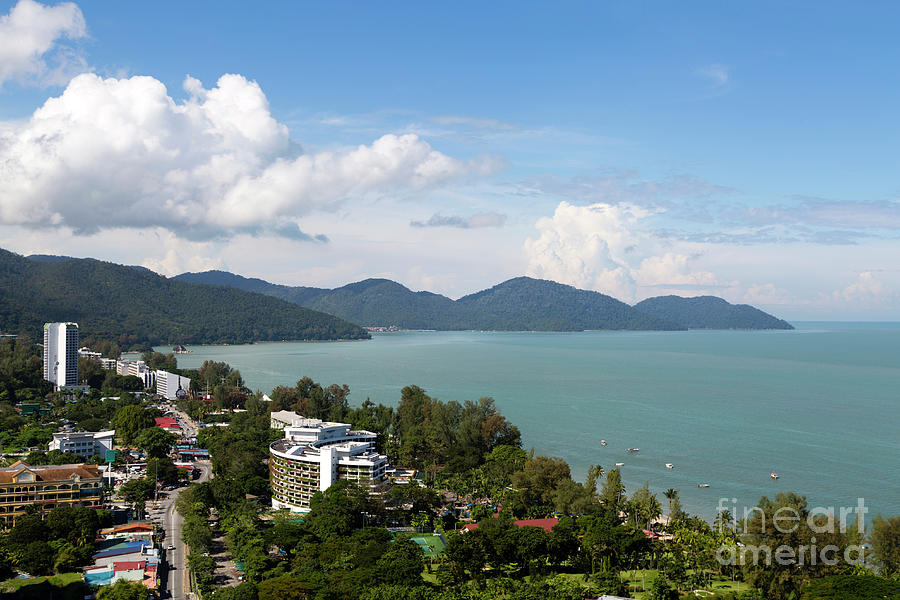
[
  {"x1": 0, "y1": 461, "x2": 103, "y2": 527},
  {"x1": 269, "y1": 412, "x2": 389, "y2": 512}
]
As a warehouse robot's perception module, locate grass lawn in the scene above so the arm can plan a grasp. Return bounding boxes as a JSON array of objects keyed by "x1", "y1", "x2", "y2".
[
  {"x1": 0, "y1": 571, "x2": 88, "y2": 600},
  {"x1": 0, "y1": 572, "x2": 83, "y2": 591}
]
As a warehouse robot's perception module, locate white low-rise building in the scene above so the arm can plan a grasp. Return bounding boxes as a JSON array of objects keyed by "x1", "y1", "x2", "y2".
[
  {"x1": 155, "y1": 370, "x2": 190, "y2": 401},
  {"x1": 49, "y1": 430, "x2": 115, "y2": 457},
  {"x1": 116, "y1": 360, "x2": 156, "y2": 389},
  {"x1": 78, "y1": 347, "x2": 102, "y2": 360},
  {"x1": 270, "y1": 410, "x2": 304, "y2": 429},
  {"x1": 269, "y1": 417, "x2": 388, "y2": 513}
]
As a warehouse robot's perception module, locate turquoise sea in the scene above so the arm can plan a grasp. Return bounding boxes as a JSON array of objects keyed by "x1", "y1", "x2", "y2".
[{"x1": 158, "y1": 322, "x2": 900, "y2": 522}]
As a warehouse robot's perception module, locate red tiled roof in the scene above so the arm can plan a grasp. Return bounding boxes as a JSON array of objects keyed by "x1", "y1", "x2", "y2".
[
  {"x1": 514, "y1": 518, "x2": 560, "y2": 532},
  {"x1": 461, "y1": 517, "x2": 560, "y2": 533},
  {"x1": 155, "y1": 417, "x2": 179, "y2": 429}
]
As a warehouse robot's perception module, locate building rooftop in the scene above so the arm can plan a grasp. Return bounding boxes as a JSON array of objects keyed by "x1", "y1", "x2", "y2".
[
  {"x1": 271, "y1": 411, "x2": 348, "y2": 429},
  {"x1": 0, "y1": 461, "x2": 101, "y2": 483},
  {"x1": 461, "y1": 517, "x2": 559, "y2": 533},
  {"x1": 154, "y1": 416, "x2": 179, "y2": 429},
  {"x1": 53, "y1": 429, "x2": 114, "y2": 438}
]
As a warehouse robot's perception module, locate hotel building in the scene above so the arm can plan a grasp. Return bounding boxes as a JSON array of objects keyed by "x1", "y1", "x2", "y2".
[
  {"x1": 155, "y1": 370, "x2": 191, "y2": 401},
  {"x1": 43, "y1": 322, "x2": 79, "y2": 389},
  {"x1": 269, "y1": 414, "x2": 389, "y2": 513},
  {"x1": 0, "y1": 461, "x2": 103, "y2": 527}
]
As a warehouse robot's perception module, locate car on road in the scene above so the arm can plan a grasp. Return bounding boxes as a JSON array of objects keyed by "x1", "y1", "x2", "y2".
[{"x1": 166, "y1": 544, "x2": 176, "y2": 551}]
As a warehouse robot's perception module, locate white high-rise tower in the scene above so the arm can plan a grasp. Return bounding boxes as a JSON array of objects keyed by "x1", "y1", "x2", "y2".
[{"x1": 43, "y1": 322, "x2": 79, "y2": 389}]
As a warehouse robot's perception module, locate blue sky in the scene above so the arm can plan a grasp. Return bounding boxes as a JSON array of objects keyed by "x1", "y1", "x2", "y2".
[{"x1": 1, "y1": 0, "x2": 899, "y2": 319}]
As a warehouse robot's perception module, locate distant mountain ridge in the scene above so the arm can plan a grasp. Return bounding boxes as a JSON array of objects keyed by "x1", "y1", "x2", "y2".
[
  {"x1": 455, "y1": 277, "x2": 677, "y2": 330},
  {"x1": 0, "y1": 249, "x2": 370, "y2": 346},
  {"x1": 634, "y1": 295, "x2": 794, "y2": 330},
  {"x1": 176, "y1": 270, "x2": 792, "y2": 331}
]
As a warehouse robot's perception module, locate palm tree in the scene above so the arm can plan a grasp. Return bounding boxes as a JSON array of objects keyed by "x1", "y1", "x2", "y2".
[
  {"x1": 664, "y1": 488, "x2": 678, "y2": 521},
  {"x1": 586, "y1": 464, "x2": 604, "y2": 497},
  {"x1": 714, "y1": 509, "x2": 734, "y2": 533}
]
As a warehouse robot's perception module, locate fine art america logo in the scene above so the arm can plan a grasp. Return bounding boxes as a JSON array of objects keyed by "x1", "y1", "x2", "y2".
[{"x1": 714, "y1": 497, "x2": 868, "y2": 567}]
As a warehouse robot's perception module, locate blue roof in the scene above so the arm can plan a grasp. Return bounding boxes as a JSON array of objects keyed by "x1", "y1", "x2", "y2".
[{"x1": 92, "y1": 541, "x2": 149, "y2": 559}]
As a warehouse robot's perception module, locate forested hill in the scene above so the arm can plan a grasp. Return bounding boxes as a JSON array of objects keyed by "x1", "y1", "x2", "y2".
[
  {"x1": 456, "y1": 277, "x2": 682, "y2": 331},
  {"x1": 176, "y1": 271, "x2": 685, "y2": 331},
  {"x1": 634, "y1": 295, "x2": 794, "y2": 330},
  {"x1": 305, "y1": 279, "x2": 474, "y2": 330},
  {"x1": 176, "y1": 272, "x2": 474, "y2": 330},
  {"x1": 0, "y1": 249, "x2": 370, "y2": 347},
  {"x1": 173, "y1": 269, "x2": 328, "y2": 305}
]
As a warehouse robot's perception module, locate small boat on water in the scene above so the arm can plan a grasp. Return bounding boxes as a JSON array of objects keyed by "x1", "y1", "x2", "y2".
[
  {"x1": 771, "y1": 472, "x2": 779, "y2": 480},
  {"x1": 600, "y1": 440, "x2": 607, "y2": 446},
  {"x1": 627, "y1": 447, "x2": 639, "y2": 453},
  {"x1": 615, "y1": 462, "x2": 625, "y2": 467},
  {"x1": 665, "y1": 463, "x2": 674, "y2": 469},
  {"x1": 698, "y1": 483, "x2": 710, "y2": 488}
]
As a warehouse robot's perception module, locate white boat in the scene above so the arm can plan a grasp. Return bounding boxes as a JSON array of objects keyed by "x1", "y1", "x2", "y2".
[
  {"x1": 626, "y1": 447, "x2": 639, "y2": 453},
  {"x1": 770, "y1": 472, "x2": 779, "y2": 480},
  {"x1": 698, "y1": 483, "x2": 710, "y2": 488},
  {"x1": 615, "y1": 462, "x2": 625, "y2": 467},
  {"x1": 665, "y1": 463, "x2": 674, "y2": 469},
  {"x1": 600, "y1": 440, "x2": 607, "y2": 446}
]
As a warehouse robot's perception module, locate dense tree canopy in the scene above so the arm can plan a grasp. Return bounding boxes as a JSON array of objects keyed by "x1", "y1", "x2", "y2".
[
  {"x1": 0, "y1": 248, "x2": 370, "y2": 346},
  {"x1": 111, "y1": 404, "x2": 155, "y2": 444}
]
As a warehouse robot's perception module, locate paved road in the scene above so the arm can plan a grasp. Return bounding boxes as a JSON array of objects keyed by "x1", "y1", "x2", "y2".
[
  {"x1": 154, "y1": 406, "x2": 209, "y2": 600},
  {"x1": 158, "y1": 458, "x2": 211, "y2": 600}
]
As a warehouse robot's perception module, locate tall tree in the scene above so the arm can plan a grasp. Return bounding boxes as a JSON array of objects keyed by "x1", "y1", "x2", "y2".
[
  {"x1": 869, "y1": 514, "x2": 900, "y2": 576},
  {"x1": 111, "y1": 404, "x2": 154, "y2": 444},
  {"x1": 136, "y1": 427, "x2": 177, "y2": 459},
  {"x1": 741, "y1": 492, "x2": 859, "y2": 600},
  {"x1": 599, "y1": 468, "x2": 626, "y2": 514}
]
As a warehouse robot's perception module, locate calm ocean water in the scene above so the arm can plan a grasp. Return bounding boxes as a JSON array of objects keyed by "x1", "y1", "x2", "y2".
[{"x1": 157, "y1": 322, "x2": 900, "y2": 522}]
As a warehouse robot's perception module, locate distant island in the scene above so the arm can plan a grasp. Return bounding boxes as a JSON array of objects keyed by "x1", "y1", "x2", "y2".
[
  {"x1": 0, "y1": 249, "x2": 370, "y2": 346},
  {"x1": 175, "y1": 270, "x2": 794, "y2": 332},
  {"x1": 635, "y1": 295, "x2": 794, "y2": 330}
]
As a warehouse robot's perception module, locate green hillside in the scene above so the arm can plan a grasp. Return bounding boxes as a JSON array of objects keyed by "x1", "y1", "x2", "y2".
[
  {"x1": 177, "y1": 271, "x2": 685, "y2": 331},
  {"x1": 633, "y1": 295, "x2": 794, "y2": 329},
  {"x1": 304, "y1": 279, "x2": 473, "y2": 330},
  {"x1": 0, "y1": 249, "x2": 370, "y2": 346},
  {"x1": 174, "y1": 269, "x2": 328, "y2": 305},
  {"x1": 456, "y1": 277, "x2": 682, "y2": 330}
]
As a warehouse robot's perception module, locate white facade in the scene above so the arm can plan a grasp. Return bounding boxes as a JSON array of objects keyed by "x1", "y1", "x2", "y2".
[
  {"x1": 78, "y1": 347, "x2": 102, "y2": 360},
  {"x1": 116, "y1": 360, "x2": 156, "y2": 389},
  {"x1": 80, "y1": 347, "x2": 118, "y2": 371},
  {"x1": 269, "y1": 417, "x2": 388, "y2": 513},
  {"x1": 43, "y1": 322, "x2": 79, "y2": 389},
  {"x1": 49, "y1": 430, "x2": 115, "y2": 457},
  {"x1": 270, "y1": 410, "x2": 303, "y2": 429},
  {"x1": 155, "y1": 370, "x2": 190, "y2": 401}
]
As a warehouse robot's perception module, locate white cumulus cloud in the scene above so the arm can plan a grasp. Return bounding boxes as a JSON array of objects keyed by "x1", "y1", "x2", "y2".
[
  {"x1": 0, "y1": 0, "x2": 87, "y2": 87},
  {"x1": 837, "y1": 271, "x2": 886, "y2": 305},
  {"x1": 524, "y1": 201, "x2": 719, "y2": 301},
  {"x1": 0, "y1": 72, "x2": 491, "y2": 238}
]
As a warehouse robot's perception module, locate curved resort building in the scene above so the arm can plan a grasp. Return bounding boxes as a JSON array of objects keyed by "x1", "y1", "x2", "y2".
[{"x1": 269, "y1": 414, "x2": 389, "y2": 513}]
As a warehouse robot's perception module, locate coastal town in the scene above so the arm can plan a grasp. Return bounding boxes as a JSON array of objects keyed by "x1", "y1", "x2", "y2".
[{"x1": 0, "y1": 321, "x2": 896, "y2": 600}]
